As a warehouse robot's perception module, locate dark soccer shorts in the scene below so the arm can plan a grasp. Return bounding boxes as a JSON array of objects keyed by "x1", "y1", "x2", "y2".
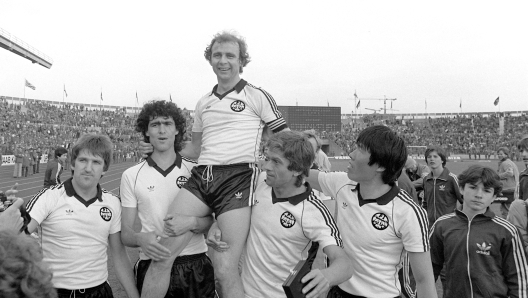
[
  {"x1": 135, "y1": 253, "x2": 215, "y2": 298},
  {"x1": 56, "y1": 281, "x2": 113, "y2": 298},
  {"x1": 183, "y1": 163, "x2": 258, "y2": 218}
]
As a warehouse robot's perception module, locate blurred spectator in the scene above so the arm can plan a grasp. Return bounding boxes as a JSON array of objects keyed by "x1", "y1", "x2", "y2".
[{"x1": 0, "y1": 230, "x2": 57, "y2": 298}]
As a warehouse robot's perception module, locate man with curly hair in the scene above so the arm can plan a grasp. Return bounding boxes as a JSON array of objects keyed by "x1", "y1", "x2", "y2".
[
  {"x1": 140, "y1": 31, "x2": 288, "y2": 298},
  {"x1": 120, "y1": 100, "x2": 215, "y2": 297},
  {"x1": 0, "y1": 230, "x2": 57, "y2": 298}
]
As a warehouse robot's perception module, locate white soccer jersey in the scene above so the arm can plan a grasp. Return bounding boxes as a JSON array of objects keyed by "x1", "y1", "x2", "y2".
[
  {"x1": 26, "y1": 178, "x2": 121, "y2": 289},
  {"x1": 242, "y1": 173, "x2": 342, "y2": 298},
  {"x1": 193, "y1": 79, "x2": 287, "y2": 165},
  {"x1": 120, "y1": 154, "x2": 207, "y2": 259},
  {"x1": 318, "y1": 172, "x2": 429, "y2": 298}
]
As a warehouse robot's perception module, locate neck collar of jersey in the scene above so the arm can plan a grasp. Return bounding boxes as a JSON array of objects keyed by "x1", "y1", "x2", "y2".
[
  {"x1": 64, "y1": 177, "x2": 103, "y2": 207},
  {"x1": 272, "y1": 182, "x2": 312, "y2": 206},
  {"x1": 356, "y1": 182, "x2": 399, "y2": 206},
  {"x1": 146, "y1": 153, "x2": 182, "y2": 177},
  {"x1": 211, "y1": 79, "x2": 247, "y2": 99}
]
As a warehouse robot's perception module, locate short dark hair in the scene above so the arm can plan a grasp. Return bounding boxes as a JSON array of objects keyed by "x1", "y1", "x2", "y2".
[
  {"x1": 425, "y1": 146, "x2": 447, "y2": 167},
  {"x1": 356, "y1": 125, "x2": 407, "y2": 184},
  {"x1": 135, "y1": 100, "x2": 187, "y2": 152},
  {"x1": 54, "y1": 147, "x2": 68, "y2": 159},
  {"x1": 265, "y1": 131, "x2": 315, "y2": 187},
  {"x1": 204, "y1": 31, "x2": 251, "y2": 73},
  {"x1": 71, "y1": 134, "x2": 113, "y2": 171},
  {"x1": 458, "y1": 165, "x2": 502, "y2": 196}
]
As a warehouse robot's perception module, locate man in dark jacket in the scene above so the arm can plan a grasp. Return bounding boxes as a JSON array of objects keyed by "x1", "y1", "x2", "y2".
[{"x1": 43, "y1": 147, "x2": 68, "y2": 188}]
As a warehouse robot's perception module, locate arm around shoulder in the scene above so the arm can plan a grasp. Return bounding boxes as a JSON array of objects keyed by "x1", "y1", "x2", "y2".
[
  {"x1": 180, "y1": 132, "x2": 202, "y2": 160},
  {"x1": 301, "y1": 245, "x2": 352, "y2": 298}
]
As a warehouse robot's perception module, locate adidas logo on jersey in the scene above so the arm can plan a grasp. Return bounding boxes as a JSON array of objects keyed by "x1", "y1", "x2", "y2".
[
  {"x1": 439, "y1": 185, "x2": 446, "y2": 191},
  {"x1": 66, "y1": 209, "x2": 73, "y2": 215},
  {"x1": 147, "y1": 186, "x2": 155, "y2": 192},
  {"x1": 235, "y1": 192, "x2": 243, "y2": 199},
  {"x1": 476, "y1": 242, "x2": 491, "y2": 255}
]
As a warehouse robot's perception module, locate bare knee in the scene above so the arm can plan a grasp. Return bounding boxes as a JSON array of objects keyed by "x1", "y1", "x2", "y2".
[{"x1": 213, "y1": 253, "x2": 239, "y2": 282}]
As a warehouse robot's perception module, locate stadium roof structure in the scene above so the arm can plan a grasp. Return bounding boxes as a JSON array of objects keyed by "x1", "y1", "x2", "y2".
[{"x1": 0, "y1": 27, "x2": 53, "y2": 69}]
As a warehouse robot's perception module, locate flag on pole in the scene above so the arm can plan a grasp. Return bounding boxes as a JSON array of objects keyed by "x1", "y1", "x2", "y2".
[
  {"x1": 100, "y1": 92, "x2": 103, "y2": 101},
  {"x1": 136, "y1": 91, "x2": 138, "y2": 103},
  {"x1": 64, "y1": 85, "x2": 68, "y2": 97},
  {"x1": 170, "y1": 94, "x2": 172, "y2": 102},
  {"x1": 460, "y1": 99, "x2": 462, "y2": 108},
  {"x1": 425, "y1": 99, "x2": 427, "y2": 110},
  {"x1": 494, "y1": 97, "x2": 499, "y2": 106},
  {"x1": 356, "y1": 100, "x2": 361, "y2": 109},
  {"x1": 25, "y1": 79, "x2": 36, "y2": 90},
  {"x1": 354, "y1": 90, "x2": 358, "y2": 99}
]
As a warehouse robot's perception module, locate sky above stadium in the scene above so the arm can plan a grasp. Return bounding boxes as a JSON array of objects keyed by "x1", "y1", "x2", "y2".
[{"x1": 0, "y1": 1, "x2": 526, "y2": 115}]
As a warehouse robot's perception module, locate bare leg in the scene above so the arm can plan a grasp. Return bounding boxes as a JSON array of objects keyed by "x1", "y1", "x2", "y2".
[
  {"x1": 211, "y1": 207, "x2": 251, "y2": 298},
  {"x1": 140, "y1": 189, "x2": 211, "y2": 298}
]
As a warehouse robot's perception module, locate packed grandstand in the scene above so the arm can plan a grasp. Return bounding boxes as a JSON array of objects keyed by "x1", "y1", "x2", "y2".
[{"x1": 1, "y1": 96, "x2": 527, "y2": 162}]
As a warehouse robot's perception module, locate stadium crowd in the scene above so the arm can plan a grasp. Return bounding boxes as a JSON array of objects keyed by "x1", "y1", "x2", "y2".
[
  {"x1": 0, "y1": 98, "x2": 194, "y2": 160},
  {"x1": 332, "y1": 112, "x2": 528, "y2": 158}
]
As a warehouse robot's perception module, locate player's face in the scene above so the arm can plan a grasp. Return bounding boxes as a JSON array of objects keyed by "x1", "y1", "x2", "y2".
[
  {"x1": 209, "y1": 41, "x2": 241, "y2": 85},
  {"x1": 146, "y1": 116, "x2": 177, "y2": 153},
  {"x1": 497, "y1": 150, "x2": 506, "y2": 160},
  {"x1": 347, "y1": 144, "x2": 380, "y2": 182},
  {"x1": 58, "y1": 153, "x2": 68, "y2": 164},
  {"x1": 426, "y1": 151, "x2": 443, "y2": 170},
  {"x1": 460, "y1": 180, "x2": 495, "y2": 216},
  {"x1": 72, "y1": 149, "x2": 106, "y2": 191},
  {"x1": 520, "y1": 148, "x2": 528, "y2": 166},
  {"x1": 262, "y1": 148, "x2": 299, "y2": 190}
]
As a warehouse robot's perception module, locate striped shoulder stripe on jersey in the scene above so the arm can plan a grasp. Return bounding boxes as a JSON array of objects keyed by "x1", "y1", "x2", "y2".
[
  {"x1": 102, "y1": 188, "x2": 120, "y2": 200},
  {"x1": 246, "y1": 82, "x2": 282, "y2": 119},
  {"x1": 182, "y1": 156, "x2": 197, "y2": 164},
  {"x1": 248, "y1": 164, "x2": 259, "y2": 206},
  {"x1": 492, "y1": 217, "x2": 528, "y2": 296},
  {"x1": 26, "y1": 186, "x2": 56, "y2": 213},
  {"x1": 306, "y1": 194, "x2": 343, "y2": 247},
  {"x1": 448, "y1": 172, "x2": 460, "y2": 186},
  {"x1": 397, "y1": 190, "x2": 430, "y2": 250},
  {"x1": 429, "y1": 213, "x2": 456, "y2": 235}
]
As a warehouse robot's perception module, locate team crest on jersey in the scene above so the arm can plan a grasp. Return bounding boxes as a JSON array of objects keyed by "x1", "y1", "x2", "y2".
[
  {"x1": 476, "y1": 242, "x2": 491, "y2": 255},
  {"x1": 176, "y1": 176, "x2": 188, "y2": 188},
  {"x1": 342, "y1": 202, "x2": 348, "y2": 209},
  {"x1": 100, "y1": 207, "x2": 112, "y2": 221},
  {"x1": 439, "y1": 185, "x2": 446, "y2": 191},
  {"x1": 371, "y1": 213, "x2": 389, "y2": 230},
  {"x1": 280, "y1": 211, "x2": 296, "y2": 228},
  {"x1": 230, "y1": 100, "x2": 245, "y2": 112}
]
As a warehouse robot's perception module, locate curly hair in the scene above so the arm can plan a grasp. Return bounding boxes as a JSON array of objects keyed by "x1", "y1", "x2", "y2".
[
  {"x1": 135, "y1": 100, "x2": 187, "y2": 152},
  {"x1": 0, "y1": 230, "x2": 57, "y2": 298},
  {"x1": 203, "y1": 31, "x2": 251, "y2": 73}
]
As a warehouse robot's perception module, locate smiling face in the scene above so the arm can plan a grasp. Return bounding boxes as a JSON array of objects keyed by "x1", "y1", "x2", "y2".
[
  {"x1": 209, "y1": 41, "x2": 241, "y2": 86},
  {"x1": 497, "y1": 150, "x2": 507, "y2": 160},
  {"x1": 146, "y1": 116, "x2": 177, "y2": 153},
  {"x1": 72, "y1": 149, "x2": 106, "y2": 192},
  {"x1": 461, "y1": 179, "x2": 496, "y2": 217}
]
